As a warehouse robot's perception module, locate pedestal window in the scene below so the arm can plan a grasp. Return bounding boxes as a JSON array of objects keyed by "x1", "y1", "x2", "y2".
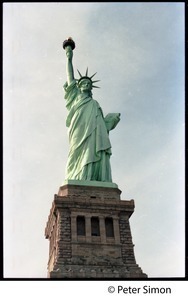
[
  {"x1": 77, "y1": 216, "x2": 86, "y2": 236},
  {"x1": 105, "y1": 217, "x2": 114, "y2": 237},
  {"x1": 91, "y1": 217, "x2": 100, "y2": 236}
]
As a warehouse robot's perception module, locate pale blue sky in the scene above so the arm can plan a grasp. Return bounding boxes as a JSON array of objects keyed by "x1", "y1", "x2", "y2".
[{"x1": 3, "y1": 2, "x2": 185, "y2": 278}]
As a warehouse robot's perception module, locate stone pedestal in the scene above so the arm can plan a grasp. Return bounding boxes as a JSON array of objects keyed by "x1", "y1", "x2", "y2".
[{"x1": 45, "y1": 183, "x2": 147, "y2": 278}]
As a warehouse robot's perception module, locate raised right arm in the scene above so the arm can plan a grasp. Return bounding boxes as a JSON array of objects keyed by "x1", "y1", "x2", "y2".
[{"x1": 65, "y1": 46, "x2": 75, "y2": 86}]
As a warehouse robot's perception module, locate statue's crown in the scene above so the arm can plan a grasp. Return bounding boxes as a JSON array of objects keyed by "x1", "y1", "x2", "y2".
[{"x1": 77, "y1": 68, "x2": 100, "y2": 89}]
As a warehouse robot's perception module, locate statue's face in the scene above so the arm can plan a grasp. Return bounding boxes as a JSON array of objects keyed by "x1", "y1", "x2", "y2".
[{"x1": 79, "y1": 79, "x2": 92, "y2": 93}]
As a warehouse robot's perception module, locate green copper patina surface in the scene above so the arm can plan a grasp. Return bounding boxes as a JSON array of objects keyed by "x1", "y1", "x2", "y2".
[
  {"x1": 63, "y1": 38, "x2": 120, "y2": 183},
  {"x1": 64, "y1": 180, "x2": 118, "y2": 189}
]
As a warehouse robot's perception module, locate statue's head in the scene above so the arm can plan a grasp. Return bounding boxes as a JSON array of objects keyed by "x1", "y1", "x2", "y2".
[
  {"x1": 77, "y1": 68, "x2": 100, "y2": 93},
  {"x1": 78, "y1": 78, "x2": 92, "y2": 93}
]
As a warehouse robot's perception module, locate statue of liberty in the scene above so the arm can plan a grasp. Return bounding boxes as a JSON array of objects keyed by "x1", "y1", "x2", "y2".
[{"x1": 63, "y1": 38, "x2": 120, "y2": 183}]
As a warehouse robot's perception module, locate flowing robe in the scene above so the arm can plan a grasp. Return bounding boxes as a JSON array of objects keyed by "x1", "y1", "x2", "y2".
[{"x1": 64, "y1": 80, "x2": 112, "y2": 182}]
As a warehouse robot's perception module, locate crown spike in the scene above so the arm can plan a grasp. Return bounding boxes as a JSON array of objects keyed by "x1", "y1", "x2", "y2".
[
  {"x1": 92, "y1": 80, "x2": 100, "y2": 83},
  {"x1": 90, "y1": 72, "x2": 97, "y2": 79},
  {"x1": 92, "y1": 85, "x2": 100, "y2": 89},
  {"x1": 85, "y1": 67, "x2": 88, "y2": 77},
  {"x1": 77, "y1": 69, "x2": 82, "y2": 77}
]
